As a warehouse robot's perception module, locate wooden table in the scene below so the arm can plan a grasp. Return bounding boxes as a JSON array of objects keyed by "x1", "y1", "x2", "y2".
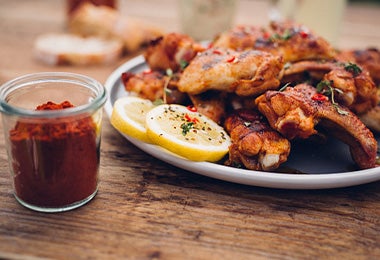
[{"x1": 1, "y1": 0, "x2": 380, "y2": 259}]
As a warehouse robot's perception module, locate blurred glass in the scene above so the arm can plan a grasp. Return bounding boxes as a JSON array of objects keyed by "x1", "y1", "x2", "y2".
[{"x1": 179, "y1": 0, "x2": 237, "y2": 41}]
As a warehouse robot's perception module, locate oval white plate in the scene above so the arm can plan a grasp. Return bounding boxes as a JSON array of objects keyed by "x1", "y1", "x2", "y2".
[{"x1": 104, "y1": 55, "x2": 380, "y2": 189}]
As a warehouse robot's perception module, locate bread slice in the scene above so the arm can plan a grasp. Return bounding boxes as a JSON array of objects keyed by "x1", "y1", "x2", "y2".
[
  {"x1": 68, "y1": 3, "x2": 164, "y2": 52},
  {"x1": 33, "y1": 33, "x2": 123, "y2": 65}
]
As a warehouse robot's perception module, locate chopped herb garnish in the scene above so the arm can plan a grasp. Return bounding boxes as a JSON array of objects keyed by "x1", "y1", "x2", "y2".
[
  {"x1": 270, "y1": 29, "x2": 293, "y2": 41},
  {"x1": 162, "y1": 68, "x2": 174, "y2": 104},
  {"x1": 179, "y1": 60, "x2": 189, "y2": 70},
  {"x1": 316, "y1": 80, "x2": 349, "y2": 115},
  {"x1": 279, "y1": 82, "x2": 291, "y2": 92},
  {"x1": 153, "y1": 99, "x2": 164, "y2": 106},
  {"x1": 181, "y1": 122, "x2": 194, "y2": 136},
  {"x1": 284, "y1": 62, "x2": 292, "y2": 70},
  {"x1": 344, "y1": 62, "x2": 362, "y2": 77}
]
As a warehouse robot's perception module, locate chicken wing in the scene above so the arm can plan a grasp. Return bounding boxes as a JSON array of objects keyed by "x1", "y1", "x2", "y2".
[
  {"x1": 213, "y1": 21, "x2": 336, "y2": 63},
  {"x1": 337, "y1": 47, "x2": 380, "y2": 85},
  {"x1": 177, "y1": 48, "x2": 283, "y2": 97},
  {"x1": 256, "y1": 84, "x2": 377, "y2": 169},
  {"x1": 224, "y1": 109, "x2": 290, "y2": 171},
  {"x1": 144, "y1": 33, "x2": 205, "y2": 73},
  {"x1": 282, "y1": 60, "x2": 378, "y2": 115}
]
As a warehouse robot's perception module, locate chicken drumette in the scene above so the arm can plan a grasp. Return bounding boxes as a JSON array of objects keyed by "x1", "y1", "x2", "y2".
[
  {"x1": 224, "y1": 109, "x2": 290, "y2": 171},
  {"x1": 256, "y1": 84, "x2": 378, "y2": 169}
]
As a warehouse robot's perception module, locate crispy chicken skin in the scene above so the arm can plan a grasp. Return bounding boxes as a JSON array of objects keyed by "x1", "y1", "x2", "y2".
[
  {"x1": 337, "y1": 47, "x2": 380, "y2": 85},
  {"x1": 359, "y1": 89, "x2": 380, "y2": 133},
  {"x1": 144, "y1": 33, "x2": 205, "y2": 73},
  {"x1": 256, "y1": 84, "x2": 378, "y2": 169},
  {"x1": 177, "y1": 48, "x2": 283, "y2": 97},
  {"x1": 282, "y1": 60, "x2": 378, "y2": 115},
  {"x1": 224, "y1": 109, "x2": 290, "y2": 171},
  {"x1": 213, "y1": 22, "x2": 336, "y2": 63}
]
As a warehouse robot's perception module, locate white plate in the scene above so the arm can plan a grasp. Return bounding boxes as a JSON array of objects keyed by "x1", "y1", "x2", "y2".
[{"x1": 104, "y1": 55, "x2": 380, "y2": 189}]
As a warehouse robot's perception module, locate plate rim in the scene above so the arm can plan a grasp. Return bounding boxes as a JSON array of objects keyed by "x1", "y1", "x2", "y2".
[{"x1": 104, "y1": 55, "x2": 380, "y2": 189}]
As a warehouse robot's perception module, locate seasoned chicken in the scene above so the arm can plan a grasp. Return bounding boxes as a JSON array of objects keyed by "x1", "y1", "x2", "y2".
[
  {"x1": 337, "y1": 47, "x2": 380, "y2": 85},
  {"x1": 188, "y1": 91, "x2": 227, "y2": 124},
  {"x1": 121, "y1": 70, "x2": 188, "y2": 104},
  {"x1": 224, "y1": 109, "x2": 290, "y2": 171},
  {"x1": 177, "y1": 48, "x2": 283, "y2": 97},
  {"x1": 359, "y1": 88, "x2": 380, "y2": 133},
  {"x1": 256, "y1": 84, "x2": 378, "y2": 169},
  {"x1": 144, "y1": 33, "x2": 205, "y2": 73},
  {"x1": 213, "y1": 21, "x2": 336, "y2": 63},
  {"x1": 282, "y1": 60, "x2": 378, "y2": 114}
]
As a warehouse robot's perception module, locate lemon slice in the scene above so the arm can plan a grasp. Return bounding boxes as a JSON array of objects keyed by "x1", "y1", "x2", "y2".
[
  {"x1": 145, "y1": 104, "x2": 231, "y2": 162},
  {"x1": 110, "y1": 96, "x2": 155, "y2": 143}
]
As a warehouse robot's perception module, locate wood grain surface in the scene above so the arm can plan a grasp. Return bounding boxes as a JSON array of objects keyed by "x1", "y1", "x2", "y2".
[{"x1": 0, "y1": 0, "x2": 380, "y2": 259}]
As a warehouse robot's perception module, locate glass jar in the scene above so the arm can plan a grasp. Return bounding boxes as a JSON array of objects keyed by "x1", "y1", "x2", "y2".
[{"x1": 0, "y1": 72, "x2": 106, "y2": 212}]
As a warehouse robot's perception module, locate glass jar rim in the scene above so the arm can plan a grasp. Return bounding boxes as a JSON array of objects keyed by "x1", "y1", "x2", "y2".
[{"x1": 0, "y1": 72, "x2": 106, "y2": 118}]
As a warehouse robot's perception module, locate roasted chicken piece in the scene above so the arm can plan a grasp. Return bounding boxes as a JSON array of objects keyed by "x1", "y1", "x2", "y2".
[
  {"x1": 188, "y1": 91, "x2": 227, "y2": 124},
  {"x1": 337, "y1": 47, "x2": 380, "y2": 85},
  {"x1": 359, "y1": 88, "x2": 380, "y2": 133},
  {"x1": 224, "y1": 109, "x2": 290, "y2": 171},
  {"x1": 256, "y1": 84, "x2": 378, "y2": 169},
  {"x1": 144, "y1": 33, "x2": 205, "y2": 73},
  {"x1": 282, "y1": 60, "x2": 378, "y2": 115},
  {"x1": 177, "y1": 48, "x2": 283, "y2": 97},
  {"x1": 121, "y1": 70, "x2": 188, "y2": 104},
  {"x1": 213, "y1": 21, "x2": 336, "y2": 63}
]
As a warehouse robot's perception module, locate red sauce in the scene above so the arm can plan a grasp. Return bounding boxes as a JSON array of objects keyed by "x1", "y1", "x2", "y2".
[{"x1": 10, "y1": 101, "x2": 99, "y2": 208}]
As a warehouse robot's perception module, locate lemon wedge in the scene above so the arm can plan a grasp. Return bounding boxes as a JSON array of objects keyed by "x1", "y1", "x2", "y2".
[
  {"x1": 145, "y1": 104, "x2": 231, "y2": 162},
  {"x1": 110, "y1": 96, "x2": 155, "y2": 143}
]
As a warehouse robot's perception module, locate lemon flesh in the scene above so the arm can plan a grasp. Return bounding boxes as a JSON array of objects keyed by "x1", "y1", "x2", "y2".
[
  {"x1": 145, "y1": 104, "x2": 231, "y2": 162},
  {"x1": 110, "y1": 96, "x2": 154, "y2": 143}
]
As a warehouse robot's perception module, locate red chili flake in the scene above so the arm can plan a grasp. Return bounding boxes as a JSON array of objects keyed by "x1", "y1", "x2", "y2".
[
  {"x1": 263, "y1": 31, "x2": 271, "y2": 39},
  {"x1": 226, "y1": 55, "x2": 236, "y2": 62},
  {"x1": 312, "y1": 93, "x2": 328, "y2": 101},
  {"x1": 184, "y1": 113, "x2": 199, "y2": 123},
  {"x1": 213, "y1": 49, "x2": 222, "y2": 55},
  {"x1": 186, "y1": 105, "x2": 197, "y2": 112},
  {"x1": 300, "y1": 31, "x2": 308, "y2": 38},
  {"x1": 207, "y1": 42, "x2": 214, "y2": 49}
]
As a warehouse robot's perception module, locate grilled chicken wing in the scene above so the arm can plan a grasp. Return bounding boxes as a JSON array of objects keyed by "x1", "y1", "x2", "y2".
[
  {"x1": 256, "y1": 84, "x2": 377, "y2": 169},
  {"x1": 213, "y1": 21, "x2": 336, "y2": 63},
  {"x1": 177, "y1": 48, "x2": 283, "y2": 97},
  {"x1": 282, "y1": 60, "x2": 378, "y2": 114},
  {"x1": 224, "y1": 109, "x2": 290, "y2": 171},
  {"x1": 337, "y1": 47, "x2": 380, "y2": 85},
  {"x1": 144, "y1": 33, "x2": 205, "y2": 73}
]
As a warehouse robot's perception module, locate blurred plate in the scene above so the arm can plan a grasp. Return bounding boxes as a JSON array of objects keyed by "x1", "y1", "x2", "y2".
[{"x1": 104, "y1": 55, "x2": 380, "y2": 189}]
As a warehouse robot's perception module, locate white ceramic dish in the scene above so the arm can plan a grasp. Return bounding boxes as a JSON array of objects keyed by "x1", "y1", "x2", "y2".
[{"x1": 104, "y1": 55, "x2": 380, "y2": 189}]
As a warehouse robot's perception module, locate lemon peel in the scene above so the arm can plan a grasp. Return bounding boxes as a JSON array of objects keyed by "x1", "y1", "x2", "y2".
[{"x1": 110, "y1": 96, "x2": 155, "y2": 143}]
